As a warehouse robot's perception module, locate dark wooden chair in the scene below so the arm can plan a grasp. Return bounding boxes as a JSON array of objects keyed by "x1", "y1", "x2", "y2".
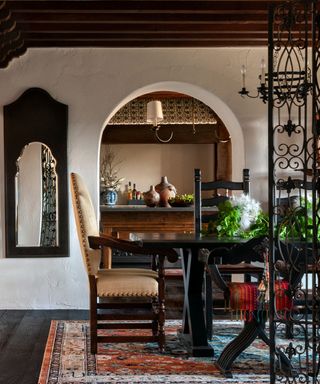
[
  {"x1": 194, "y1": 168, "x2": 264, "y2": 339},
  {"x1": 70, "y1": 172, "x2": 178, "y2": 354}
]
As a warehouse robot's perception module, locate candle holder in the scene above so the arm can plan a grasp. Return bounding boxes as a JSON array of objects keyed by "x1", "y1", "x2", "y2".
[{"x1": 239, "y1": 60, "x2": 312, "y2": 104}]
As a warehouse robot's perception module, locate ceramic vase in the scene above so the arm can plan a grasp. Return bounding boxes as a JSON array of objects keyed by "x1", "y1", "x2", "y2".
[
  {"x1": 143, "y1": 185, "x2": 160, "y2": 207},
  {"x1": 155, "y1": 176, "x2": 176, "y2": 207},
  {"x1": 104, "y1": 189, "x2": 118, "y2": 206}
]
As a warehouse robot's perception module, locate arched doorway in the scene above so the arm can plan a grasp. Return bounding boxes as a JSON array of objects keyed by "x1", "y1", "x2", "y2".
[
  {"x1": 98, "y1": 81, "x2": 245, "y2": 182},
  {"x1": 98, "y1": 83, "x2": 245, "y2": 274},
  {"x1": 98, "y1": 82, "x2": 245, "y2": 205},
  {"x1": 100, "y1": 91, "x2": 232, "y2": 204}
]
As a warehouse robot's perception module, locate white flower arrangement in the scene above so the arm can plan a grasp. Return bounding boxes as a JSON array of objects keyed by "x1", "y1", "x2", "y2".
[
  {"x1": 230, "y1": 194, "x2": 262, "y2": 231},
  {"x1": 205, "y1": 193, "x2": 268, "y2": 238}
]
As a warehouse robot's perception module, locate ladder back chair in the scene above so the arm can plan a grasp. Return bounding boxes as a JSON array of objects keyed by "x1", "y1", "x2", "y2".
[
  {"x1": 193, "y1": 168, "x2": 264, "y2": 340},
  {"x1": 70, "y1": 172, "x2": 178, "y2": 354},
  {"x1": 194, "y1": 168, "x2": 250, "y2": 236}
]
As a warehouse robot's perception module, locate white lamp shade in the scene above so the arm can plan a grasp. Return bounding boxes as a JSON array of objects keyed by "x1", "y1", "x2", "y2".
[{"x1": 147, "y1": 100, "x2": 163, "y2": 126}]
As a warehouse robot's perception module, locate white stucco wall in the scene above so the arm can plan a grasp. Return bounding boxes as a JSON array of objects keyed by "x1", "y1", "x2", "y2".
[
  {"x1": 102, "y1": 143, "x2": 215, "y2": 204},
  {"x1": 0, "y1": 47, "x2": 268, "y2": 309}
]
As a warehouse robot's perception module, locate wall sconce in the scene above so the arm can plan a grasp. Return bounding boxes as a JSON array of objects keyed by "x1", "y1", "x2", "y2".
[{"x1": 146, "y1": 100, "x2": 174, "y2": 143}]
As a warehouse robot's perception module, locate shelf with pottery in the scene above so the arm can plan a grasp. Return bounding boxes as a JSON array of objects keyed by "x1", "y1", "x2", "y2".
[
  {"x1": 100, "y1": 205, "x2": 198, "y2": 212},
  {"x1": 100, "y1": 174, "x2": 211, "y2": 266}
]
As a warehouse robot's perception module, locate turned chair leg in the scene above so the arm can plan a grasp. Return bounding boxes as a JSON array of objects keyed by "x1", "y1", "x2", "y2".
[
  {"x1": 158, "y1": 262, "x2": 166, "y2": 353},
  {"x1": 152, "y1": 320, "x2": 159, "y2": 336},
  {"x1": 152, "y1": 298, "x2": 159, "y2": 336},
  {"x1": 204, "y1": 269, "x2": 213, "y2": 340},
  {"x1": 158, "y1": 300, "x2": 165, "y2": 352},
  {"x1": 89, "y1": 275, "x2": 98, "y2": 354}
]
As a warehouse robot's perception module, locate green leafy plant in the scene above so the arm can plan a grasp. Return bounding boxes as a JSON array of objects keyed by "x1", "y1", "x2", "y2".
[
  {"x1": 203, "y1": 194, "x2": 269, "y2": 238},
  {"x1": 169, "y1": 193, "x2": 194, "y2": 206},
  {"x1": 277, "y1": 196, "x2": 319, "y2": 240},
  {"x1": 204, "y1": 193, "x2": 319, "y2": 240}
]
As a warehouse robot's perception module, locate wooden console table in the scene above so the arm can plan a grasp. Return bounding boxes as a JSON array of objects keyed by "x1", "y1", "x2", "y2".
[
  {"x1": 100, "y1": 205, "x2": 194, "y2": 264},
  {"x1": 101, "y1": 205, "x2": 195, "y2": 234},
  {"x1": 100, "y1": 205, "x2": 216, "y2": 267}
]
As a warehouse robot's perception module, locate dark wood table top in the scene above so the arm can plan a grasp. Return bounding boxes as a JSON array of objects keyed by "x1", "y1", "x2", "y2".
[{"x1": 129, "y1": 232, "x2": 246, "y2": 248}]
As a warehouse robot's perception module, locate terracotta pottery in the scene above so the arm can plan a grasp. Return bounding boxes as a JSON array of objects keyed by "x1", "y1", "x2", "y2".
[
  {"x1": 155, "y1": 176, "x2": 177, "y2": 207},
  {"x1": 143, "y1": 185, "x2": 160, "y2": 207}
]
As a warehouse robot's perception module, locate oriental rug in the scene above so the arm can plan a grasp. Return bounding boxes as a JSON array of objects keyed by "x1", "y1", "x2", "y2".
[{"x1": 38, "y1": 320, "x2": 270, "y2": 384}]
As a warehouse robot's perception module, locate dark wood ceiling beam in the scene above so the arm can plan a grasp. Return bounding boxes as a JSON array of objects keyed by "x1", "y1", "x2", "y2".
[
  {"x1": 1, "y1": 1, "x2": 299, "y2": 65},
  {"x1": 7, "y1": 1, "x2": 274, "y2": 13},
  {"x1": 23, "y1": 32, "x2": 269, "y2": 40},
  {"x1": 11, "y1": 12, "x2": 268, "y2": 24},
  {"x1": 27, "y1": 39, "x2": 267, "y2": 47},
  {"x1": 16, "y1": 22, "x2": 269, "y2": 33},
  {"x1": 24, "y1": 31, "x2": 268, "y2": 40}
]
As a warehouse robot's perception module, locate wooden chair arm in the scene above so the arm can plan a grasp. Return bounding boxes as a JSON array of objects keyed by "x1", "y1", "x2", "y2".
[
  {"x1": 207, "y1": 236, "x2": 269, "y2": 265},
  {"x1": 207, "y1": 263, "x2": 229, "y2": 293},
  {"x1": 88, "y1": 234, "x2": 179, "y2": 263}
]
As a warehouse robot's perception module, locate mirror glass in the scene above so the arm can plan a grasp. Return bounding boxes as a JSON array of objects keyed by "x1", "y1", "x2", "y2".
[{"x1": 15, "y1": 142, "x2": 59, "y2": 247}]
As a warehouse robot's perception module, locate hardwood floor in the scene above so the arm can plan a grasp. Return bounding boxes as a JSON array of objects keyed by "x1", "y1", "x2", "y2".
[{"x1": 0, "y1": 310, "x2": 89, "y2": 384}]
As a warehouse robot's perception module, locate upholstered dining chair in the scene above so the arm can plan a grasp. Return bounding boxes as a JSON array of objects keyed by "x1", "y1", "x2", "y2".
[{"x1": 70, "y1": 172, "x2": 178, "y2": 354}]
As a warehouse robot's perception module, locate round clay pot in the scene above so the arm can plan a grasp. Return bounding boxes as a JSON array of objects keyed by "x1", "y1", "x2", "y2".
[
  {"x1": 155, "y1": 176, "x2": 176, "y2": 207},
  {"x1": 143, "y1": 185, "x2": 160, "y2": 207}
]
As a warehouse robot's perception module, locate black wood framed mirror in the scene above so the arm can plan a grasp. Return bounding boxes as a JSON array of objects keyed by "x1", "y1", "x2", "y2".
[{"x1": 4, "y1": 88, "x2": 69, "y2": 258}]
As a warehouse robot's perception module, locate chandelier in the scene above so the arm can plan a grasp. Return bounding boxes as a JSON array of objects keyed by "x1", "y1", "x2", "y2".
[{"x1": 239, "y1": 58, "x2": 312, "y2": 104}]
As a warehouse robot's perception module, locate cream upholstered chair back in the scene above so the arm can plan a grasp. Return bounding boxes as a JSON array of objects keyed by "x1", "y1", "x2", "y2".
[{"x1": 70, "y1": 172, "x2": 102, "y2": 276}]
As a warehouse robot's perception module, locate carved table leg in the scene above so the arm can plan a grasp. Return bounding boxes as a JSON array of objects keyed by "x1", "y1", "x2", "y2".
[
  {"x1": 215, "y1": 319, "x2": 260, "y2": 377},
  {"x1": 216, "y1": 314, "x2": 294, "y2": 378},
  {"x1": 180, "y1": 247, "x2": 214, "y2": 357}
]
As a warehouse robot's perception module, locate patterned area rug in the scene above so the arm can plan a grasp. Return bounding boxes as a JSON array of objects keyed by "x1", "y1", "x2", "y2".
[{"x1": 38, "y1": 320, "x2": 270, "y2": 384}]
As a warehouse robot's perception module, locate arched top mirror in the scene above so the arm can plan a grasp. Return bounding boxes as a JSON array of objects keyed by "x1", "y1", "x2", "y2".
[
  {"x1": 4, "y1": 88, "x2": 68, "y2": 258},
  {"x1": 16, "y1": 142, "x2": 58, "y2": 247}
]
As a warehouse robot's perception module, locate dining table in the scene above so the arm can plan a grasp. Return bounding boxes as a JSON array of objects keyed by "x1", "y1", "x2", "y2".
[
  {"x1": 129, "y1": 232, "x2": 309, "y2": 379},
  {"x1": 129, "y1": 231, "x2": 245, "y2": 357}
]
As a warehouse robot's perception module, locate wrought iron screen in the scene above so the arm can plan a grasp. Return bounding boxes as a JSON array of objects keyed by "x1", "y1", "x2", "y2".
[
  {"x1": 268, "y1": 1, "x2": 320, "y2": 383},
  {"x1": 40, "y1": 144, "x2": 58, "y2": 247}
]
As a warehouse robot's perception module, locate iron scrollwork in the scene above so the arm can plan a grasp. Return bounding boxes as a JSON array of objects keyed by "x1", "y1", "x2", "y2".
[{"x1": 269, "y1": 1, "x2": 320, "y2": 383}]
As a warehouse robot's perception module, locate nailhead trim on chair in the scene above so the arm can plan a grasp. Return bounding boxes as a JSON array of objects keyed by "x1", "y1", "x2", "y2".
[
  {"x1": 97, "y1": 271, "x2": 158, "y2": 297},
  {"x1": 99, "y1": 292, "x2": 158, "y2": 297},
  {"x1": 71, "y1": 173, "x2": 94, "y2": 275}
]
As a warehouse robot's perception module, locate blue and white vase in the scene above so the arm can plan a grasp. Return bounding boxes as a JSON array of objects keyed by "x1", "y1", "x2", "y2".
[{"x1": 105, "y1": 189, "x2": 118, "y2": 206}]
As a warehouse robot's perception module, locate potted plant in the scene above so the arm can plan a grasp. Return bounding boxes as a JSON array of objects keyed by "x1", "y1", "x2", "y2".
[
  {"x1": 168, "y1": 193, "x2": 194, "y2": 207},
  {"x1": 100, "y1": 147, "x2": 125, "y2": 206}
]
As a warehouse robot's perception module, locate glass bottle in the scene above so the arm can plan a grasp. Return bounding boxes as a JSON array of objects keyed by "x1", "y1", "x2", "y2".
[
  {"x1": 127, "y1": 181, "x2": 132, "y2": 201},
  {"x1": 132, "y1": 183, "x2": 137, "y2": 200}
]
